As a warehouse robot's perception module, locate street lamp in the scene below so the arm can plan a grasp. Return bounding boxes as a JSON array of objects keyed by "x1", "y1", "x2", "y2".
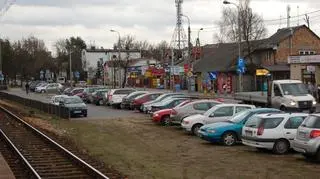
[
  {"x1": 110, "y1": 29, "x2": 121, "y2": 88},
  {"x1": 223, "y1": 0, "x2": 242, "y2": 92},
  {"x1": 197, "y1": 28, "x2": 203, "y2": 45}
]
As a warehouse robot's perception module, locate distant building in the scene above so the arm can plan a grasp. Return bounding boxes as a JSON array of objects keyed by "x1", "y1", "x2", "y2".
[{"x1": 81, "y1": 48, "x2": 141, "y2": 85}]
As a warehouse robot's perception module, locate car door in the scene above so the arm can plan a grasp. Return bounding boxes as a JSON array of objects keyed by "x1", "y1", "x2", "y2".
[
  {"x1": 283, "y1": 116, "x2": 306, "y2": 145},
  {"x1": 46, "y1": 84, "x2": 55, "y2": 93},
  {"x1": 206, "y1": 106, "x2": 234, "y2": 124}
]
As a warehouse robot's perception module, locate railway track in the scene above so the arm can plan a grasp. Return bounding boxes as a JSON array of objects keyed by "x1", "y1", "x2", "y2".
[{"x1": 0, "y1": 106, "x2": 109, "y2": 179}]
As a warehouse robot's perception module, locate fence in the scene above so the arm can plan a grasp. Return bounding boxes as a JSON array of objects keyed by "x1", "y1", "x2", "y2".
[{"x1": 0, "y1": 92, "x2": 70, "y2": 119}]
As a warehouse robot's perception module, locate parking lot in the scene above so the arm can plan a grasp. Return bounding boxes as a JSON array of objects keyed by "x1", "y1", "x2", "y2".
[{"x1": 2, "y1": 87, "x2": 320, "y2": 178}]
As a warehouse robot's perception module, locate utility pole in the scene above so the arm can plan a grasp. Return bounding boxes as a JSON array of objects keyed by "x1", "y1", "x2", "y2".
[
  {"x1": 110, "y1": 29, "x2": 121, "y2": 88},
  {"x1": 171, "y1": 48, "x2": 174, "y2": 92},
  {"x1": 181, "y1": 14, "x2": 191, "y2": 92},
  {"x1": 69, "y1": 50, "x2": 73, "y2": 85}
]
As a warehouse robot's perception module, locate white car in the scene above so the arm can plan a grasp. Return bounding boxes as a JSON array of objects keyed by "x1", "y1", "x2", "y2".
[
  {"x1": 35, "y1": 83, "x2": 49, "y2": 93},
  {"x1": 107, "y1": 88, "x2": 135, "y2": 108},
  {"x1": 51, "y1": 95, "x2": 68, "y2": 105},
  {"x1": 35, "y1": 83, "x2": 63, "y2": 93},
  {"x1": 181, "y1": 104, "x2": 255, "y2": 136},
  {"x1": 242, "y1": 113, "x2": 309, "y2": 154}
]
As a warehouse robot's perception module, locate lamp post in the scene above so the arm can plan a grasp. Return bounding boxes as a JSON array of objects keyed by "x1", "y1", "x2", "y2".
[
  {"x1": 110, "y1": 29, "x2": 121, "y2": 88},
  {"x1": 197, "y1": 28, "x2": 203, "y2": 46},
  {"x1": 181, "y1": 14, "x2": 192, "y2": 92},
  {"x1": 69, "y1": 49, "x2": 73, "y2": 86},
  {"x1": 223, "y1": 0, "x2": 242, "y2": 92}
]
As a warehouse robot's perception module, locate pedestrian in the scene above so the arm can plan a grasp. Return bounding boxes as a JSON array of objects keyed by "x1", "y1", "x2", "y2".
[{"x1": 25, "y1": 81, "x2": 30, "y2": 95}]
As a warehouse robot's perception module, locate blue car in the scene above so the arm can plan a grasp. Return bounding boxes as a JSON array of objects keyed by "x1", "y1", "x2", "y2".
[{"x1": 198, "y1": 108, "x2": 281, "y2": 146}]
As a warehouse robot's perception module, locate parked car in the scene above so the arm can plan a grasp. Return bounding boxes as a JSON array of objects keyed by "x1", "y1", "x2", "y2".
[
  {"x1": 35, "y1": 83, "x2": 63, "y2": 93},
  {"x1": 107, "y1": 88, "x2": 136, "y2": 108},
  {"x1": 131, "y1": 92, "x2": 163, "y2": 111},
  {"x1": 150, "y1": 98, "x2": 193, "y2": 113},
  {"x1": 181, "y1": 104, "x2": 255, "y2": 136},
  {"x1": 51, "y1": 95, "x2": 69, "y2": 105},
  {"x1": 35, "y1": 83, "x2": 48, "y2": 93},
  {"x1": 70, "y1": 88, "x2": 85, "y2": 96},
  {"x1": 62, "y1": 87, "x2": 73, "y2": 95},
  {"x1": 242, "y1": 113, "x2": 308, "y2": 154},
  {"x1": 293, "y1": 114, "x2": 320, "y2": 161},
  {"x1": 60, "y1": 96, "x2": 87, "y2": 117},
  {"x1": 120, "y1": 91, "x2": 149, "y2": 109},
  {"x1": 87, "y1": 86, "x2": 106, "y2": 103},
  {"x1": 152, "y1": 100, "x2": 191, "y2": 125},
  {"x1": 30, "y1": 81, "x2": 44, "y2": 92},
  {"x1": 142, "y1": 93, "x2": 185, "y2": 113},
  {"x1": 170, "y1": 99, "x2": 222, "y2": 125},
  {"x1": 199, "y1": 108, "x2": 282, "y2": 146},
  {"x1": 92, "y1": 89, "x2": 109, "y2": 105}
]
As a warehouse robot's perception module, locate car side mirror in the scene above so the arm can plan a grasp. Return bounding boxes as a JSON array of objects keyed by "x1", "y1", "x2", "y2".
[{"x1": 209, "y1": 113, "x2": 215, "y2": 117}]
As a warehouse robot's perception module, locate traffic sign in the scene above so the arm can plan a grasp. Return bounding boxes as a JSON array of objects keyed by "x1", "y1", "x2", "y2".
[
  {"x1": 74, "y1": 71, "x2": 80, "y2": 79},
  {"x1": 256, "y1": 69, "x2": 270, "y2": 76},
  {"x1": 208, "y1": 71, "x2": 217, "y2": 80},
  {"x1": 237, "y1": 58, "x2": 245, "y2": 74}
]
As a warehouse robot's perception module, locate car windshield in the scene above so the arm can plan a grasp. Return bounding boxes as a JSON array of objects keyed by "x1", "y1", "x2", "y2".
[
  {"x1": 280, "y1": 83, "x2": 308, "y2": 95},
  {"x1": 229, "y1": 110, "x2": 250, "y2": 123},
  {"x1": 64, "y1": 97, "x2": 83, "y2": 104}
]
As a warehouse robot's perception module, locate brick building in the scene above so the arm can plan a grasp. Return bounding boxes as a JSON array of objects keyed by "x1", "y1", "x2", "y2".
[{"x1": 193, "y1": 25, "x2": 320, "y2": 93}]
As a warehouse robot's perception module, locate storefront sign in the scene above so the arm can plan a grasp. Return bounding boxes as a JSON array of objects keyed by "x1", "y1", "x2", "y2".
[
  {"x1": 288, "y1": 55, "x2": 320, "y2": 64},
  {"x1": 256, "y1": 69, "x2": 269, "y2": 76}
]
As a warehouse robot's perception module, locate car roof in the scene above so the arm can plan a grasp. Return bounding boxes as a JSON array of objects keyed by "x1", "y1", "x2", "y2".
[
  {"x1": 249, "y1": 108, "x2": 280, "y2": 112},
  {"x1": 255, "y1": 113, "x2": 309, "y2": 118},
  {"x1": 214, "y1": 103, "x2": 255, "y2": 108},
  {"x1": 273, "y1": 80, "x2": 302, "y2": 84}
]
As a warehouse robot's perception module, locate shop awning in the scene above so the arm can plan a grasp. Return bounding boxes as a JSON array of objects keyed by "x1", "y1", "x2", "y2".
[{"x1": 262, "y1": 64, "x2": 290, "y2": 72}]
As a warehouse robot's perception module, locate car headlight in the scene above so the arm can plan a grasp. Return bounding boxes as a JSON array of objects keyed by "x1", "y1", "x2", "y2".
[
  {"x1": 290, "y1": 101, "x2": 296, "y2": 106},
  {"x1": 313, "y1": 101, "x2": 317, "y2": 105},
  {"x1": 207, "y1": 129, "x2": 216, "y2": 134},
  {"x1": 154, "y1": 113, "x2": 159, "y2": 117},
  {"x1": 183, "y1": 120, "x2": 189, "y2": 124}
]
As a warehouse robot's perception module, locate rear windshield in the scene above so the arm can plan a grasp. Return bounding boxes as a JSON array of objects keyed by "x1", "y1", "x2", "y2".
[
  {"x1": 245, "y1": 117, "x2": 284, "y2": 129},
  {"x1": 301, "y1": 115, "x2": 320, "y2": 129},
  {"x1": 114, "y1": 90, "x2": 134, "y2": 95}
]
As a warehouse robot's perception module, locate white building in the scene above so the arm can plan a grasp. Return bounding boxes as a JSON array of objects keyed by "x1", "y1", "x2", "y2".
[{"x1": 81, "y1": 48, "x2": 141, "y2": 85}]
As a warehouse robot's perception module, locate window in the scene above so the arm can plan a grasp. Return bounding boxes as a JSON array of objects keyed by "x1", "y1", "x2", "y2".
[
  {"x1": 208, "y1": 102, "x2": 220, "y2": 108},
  {"x1": 301, "y1": 115, "x2": 320, "y2": 129},
  {"x1": 299, "y1": 50, "x2": 316, "y2": 55},
  {"x1": 193, "y1": 103, "x2": 210, "y2": 111},
  {"x1": 235, "y1": 106, "x2": 251, "y2": 113},
  {"x1": 273, "y1": 84, "x2": 282, "y2": 96},
  {"x1": 114, "y1": 90, "x2": 134, "y2": 95},
  {"x1": 212, "y1": 106, "x2": 234, "y2": 117},
  {"x1": 261, "y1": 118, "x2": 284, "y2": 129},
  {"x1": 245, "y1": 116, "x2": 261, "y2": 128},
  {"x1": 284, "y1": 116, "x2": 306, "y2": 129}
]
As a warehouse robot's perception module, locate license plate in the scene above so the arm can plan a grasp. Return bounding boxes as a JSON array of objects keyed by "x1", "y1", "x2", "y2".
[
  {"x1": 245, "y1": 130, "x2": 253, "y2": 136},
  {"x1": 74, "y1": 111, "x2": 82, "y2": 114}
]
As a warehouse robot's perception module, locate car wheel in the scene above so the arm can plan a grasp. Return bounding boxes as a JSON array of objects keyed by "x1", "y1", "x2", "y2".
[
  {"x1": 84, "y1": 114, "x2": 87, "y2": 117},
  {"x1": 280, "y1": 106, "x2": 287, "y2": 112},
  {"x1": 192, "y1": 124, "x2": 203, "y2": 137},
  {"x1": 222, "y1": 132, "x2": 237, "y2": 146},
  {"x1": 161, "y1": 115, "x2": 171, "y2": 126},
  {"x1": 272, "y1": 139, "x2": 289, "y2": 154},
  {"x1": 41, "y1": 90, "x2": 45, "y2": 93}
]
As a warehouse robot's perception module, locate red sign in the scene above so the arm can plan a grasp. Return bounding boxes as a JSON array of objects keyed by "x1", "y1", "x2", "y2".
[
  {"x1": 184, "y1": 64, "x2": 189, "y2": 73},
  {"x1": 147, "y1": 66, "x2": 165, "y2": 76}
]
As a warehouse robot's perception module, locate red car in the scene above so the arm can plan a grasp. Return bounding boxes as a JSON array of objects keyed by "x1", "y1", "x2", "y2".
[
  {"x1": 152, "y1": 100, "x2": 191, "y2": 125},
  {"x1": 131, "y1": 92, "x2": 163, "y2": 111}
]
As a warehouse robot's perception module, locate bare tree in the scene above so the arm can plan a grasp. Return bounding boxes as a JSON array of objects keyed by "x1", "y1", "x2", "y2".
[{"x1": 215, "y1": 0, "x2": 267, "y2": 66}]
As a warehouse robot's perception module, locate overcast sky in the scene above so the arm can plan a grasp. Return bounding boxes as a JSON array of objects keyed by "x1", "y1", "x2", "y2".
[{"x1": 0, "y1": 0, "x2": 320, "y2": 53}]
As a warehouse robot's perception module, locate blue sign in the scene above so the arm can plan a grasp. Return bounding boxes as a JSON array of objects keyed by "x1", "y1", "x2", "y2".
[
  {"x1": 208, "y1": 72, "x2": 217, "y2": 80},
  {"x1": 74, "y1": 71, "x2": 80, "y2": 79},
  {"x1": 237, "y1": 58, "x2": 246, "y2": 74}
]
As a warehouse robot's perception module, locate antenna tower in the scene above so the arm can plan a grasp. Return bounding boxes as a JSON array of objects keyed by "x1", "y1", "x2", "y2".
[{"x1": 170, "y1": 0, "x2": 187, "y2": 62}]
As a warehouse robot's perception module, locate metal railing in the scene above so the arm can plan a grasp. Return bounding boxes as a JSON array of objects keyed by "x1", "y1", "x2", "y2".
[{"x1": 0, "y1": 92, "x2": 70, "y2": 119}]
